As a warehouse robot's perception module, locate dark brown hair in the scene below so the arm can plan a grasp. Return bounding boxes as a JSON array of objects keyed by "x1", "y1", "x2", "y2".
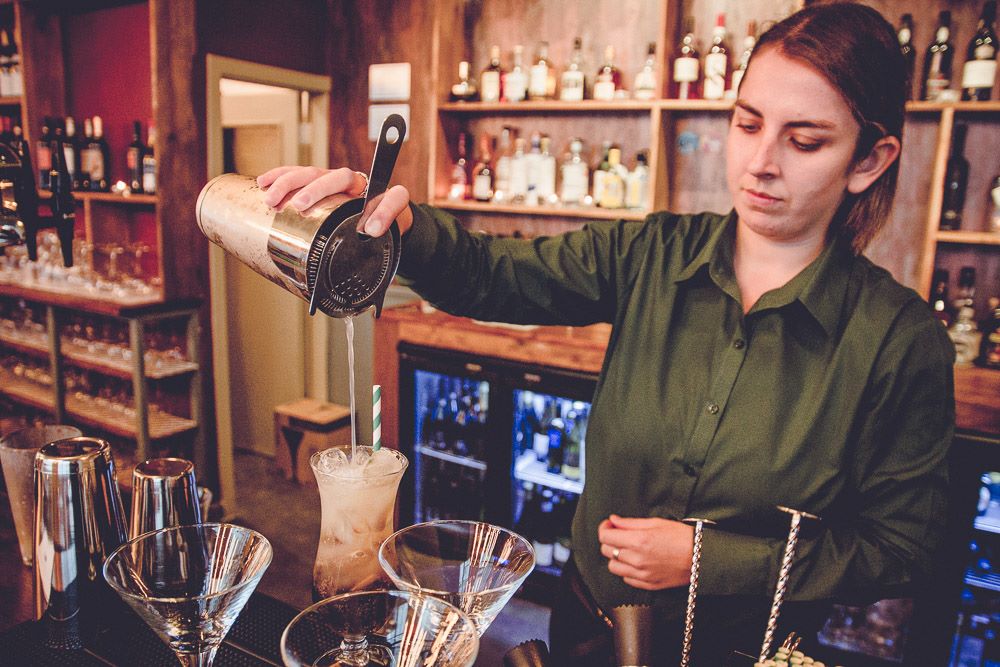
[{"x1": 746, "y1": 2, "x2": 906, "y2": 253}]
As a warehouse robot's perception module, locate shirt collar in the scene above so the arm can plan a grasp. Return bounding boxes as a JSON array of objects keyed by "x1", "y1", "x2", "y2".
[{"x1": 674, "y1": 210, "x2": 855, "y2": 337}]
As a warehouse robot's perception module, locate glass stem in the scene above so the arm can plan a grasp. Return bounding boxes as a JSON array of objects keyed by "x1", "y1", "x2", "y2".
[{"x1": 174, "y1": 647, "x2": 218, "y2": 667}]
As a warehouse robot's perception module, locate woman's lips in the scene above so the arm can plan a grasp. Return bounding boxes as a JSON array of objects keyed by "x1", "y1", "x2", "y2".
[{"x1": 743, "y1": 188, "x2": 782, "y2": 207}]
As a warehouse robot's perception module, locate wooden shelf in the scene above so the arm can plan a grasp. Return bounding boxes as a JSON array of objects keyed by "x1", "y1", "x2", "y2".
[
  {"x1": 432, "y1": 199, "x2": 648, "y2": 221},
  {"x1": 65, "y1": 394, "x2": 197, "y2": 441},
  {"x1": 37, "y1": 190, "x2": 159, "y2": 206},
  {"x1": 0, "y1": 96, "x2": 21, "y2": 106},
  {"x1": 0, "y1": 282, "x2": 165, "y2": 317},
  {"x1": 936, "y1": 231, "x2": 1000, "y2": 246}
]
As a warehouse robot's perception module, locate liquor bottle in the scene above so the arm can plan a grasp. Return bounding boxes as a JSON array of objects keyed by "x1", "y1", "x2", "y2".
[
  {"x1": 703, "y1": 13, "x2": 730, "y2": 100},
  {"x1": 930, "y1": 269, "x2": 954, "y2": 326},
  {"x1": 509, "y1": 136, "x2": 529, "y2": 204},
  {"x1": 63, "y1": 117, "x2": 78, "y2": 190},
  {"x1": 36, "y1": 117, "x2": 52, "y2": 190},
  {"x1": 79, "y1": 117, "x2": 94, "y2": 191},
  {"x1": 729, "y1": 21, "x2": 756, "y2": 98},
  {"x1": 480, "y1": 45, "x2": 504, "y2": 103},
  {"x1": 978, "y1": 297, "x2": 1000, "y2": 368},
  {"x1": 591, "y1": 141, "x2": 612, "y2": 205},
  {"x1": 471, "y1": 133, "x2": 494, "y2": 202},
  {"x1": 450, "y1": 61, "x2": 478, "y2": 102},
  {"x1": 560, "y1": 138, "x2": 590, "y2": 206},
  {"x1": 536, "y1": 135, "x2": 557, "y2": 204},
  {"x1": 962, "y1": 1, "x2": 998, "y2": 101},
  {"x1": 448, "y1": 132, "x2": 470, "y2": 200},
  {"x1": 626, "y1": 150, "x2": 649, "y2": 210},
  {"x1": 600, "y1": 147, "x2": 626, "y2": 208},
  {"x1": 127, "y1": 120, "x2": 144, "y2": 193},
  {"x1": 941, "y1": 124, "x2": 969, "y2": 229},
  {"x1": 142, "y1": 124, "x2": 157, "y2": 195},
  {"x1": 633, "y1": 42, "x2": 657, "y2": 101},
  {"x1": 6, "y1": 29, "x2": 20, "y2": 98},
  {"x1": 89, "y1": 115, "x2": 110, "y2": 191},
  {"x1": 593, "y1": 45, "x2": 623, "y2": 101},
  {"x1": 503, "y1": 45, "x2": 528, "y2": 102},
  {"x1": 529, "y1": 41, "x2": 555, "y2": 100},
  {"x1": 898, "y1": 14, "x2": 917, "y2": 100},
  {"x1": 560, "y1": 37, "x2": 586, "y2": 102},
  {"x1": 922, "y1": 11, "x2": 954, "y2": 101},
  {"x1": 674, "y1": 17, "x2": 700, "y2": 99},
  {"x1": 492, "y1": 126, "x2": 515, "y2": 202},
  {"x1": 561, "y1": 409, "x2": 584, "y2": 481},
  {"x1": 524, "y1": 132, "x2": 543, "y2": 205}
]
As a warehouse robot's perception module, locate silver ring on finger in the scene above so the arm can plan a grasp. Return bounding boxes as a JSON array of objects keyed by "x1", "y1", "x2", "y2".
[
  {"x1": 354, "y1": 170, "x2": 370, "y2": 195},
  {"x1": 612, "y1": 547, "x2": 620, "y2": 560}
]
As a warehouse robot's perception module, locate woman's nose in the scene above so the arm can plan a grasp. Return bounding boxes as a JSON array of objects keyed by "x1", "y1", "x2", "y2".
[{"x1": 746, "y1": 134, "x2": 780, "y2": 179}]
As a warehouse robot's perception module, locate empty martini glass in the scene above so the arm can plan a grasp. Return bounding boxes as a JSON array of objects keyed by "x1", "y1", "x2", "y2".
[
  {"x1": 378, "y1": 520, "x2": 535, "y2": 636},
  {"x1": 280, "y1": 589, "x2": 479, "y2": 667},
  {"x1": 103, "y1": 523, "x2": 272, "y2": 667}
]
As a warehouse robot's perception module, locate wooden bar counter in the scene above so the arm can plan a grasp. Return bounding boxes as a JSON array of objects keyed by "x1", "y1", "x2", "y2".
[{"x1": 373, "y1": 303, "x2": 1000, "y2": 448}]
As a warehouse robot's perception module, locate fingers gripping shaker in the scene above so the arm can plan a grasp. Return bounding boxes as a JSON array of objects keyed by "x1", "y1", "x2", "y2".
[{"x1": 196, "y1": 114, "x2": 407, "y2": 318}]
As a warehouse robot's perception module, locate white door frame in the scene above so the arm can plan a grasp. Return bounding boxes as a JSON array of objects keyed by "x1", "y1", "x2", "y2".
[{"x1": 205, "y1": 54, "x2": 331, "y2": 514}]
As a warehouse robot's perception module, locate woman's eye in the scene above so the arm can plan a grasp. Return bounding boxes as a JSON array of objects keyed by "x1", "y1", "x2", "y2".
[{"x1": 791, "y1": 138, "x2": 822, "y2": 152}]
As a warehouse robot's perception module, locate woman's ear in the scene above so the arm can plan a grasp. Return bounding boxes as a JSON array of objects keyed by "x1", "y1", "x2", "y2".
[{"x1": 847, "y1": 135, "x2": 901, "y2": 195}]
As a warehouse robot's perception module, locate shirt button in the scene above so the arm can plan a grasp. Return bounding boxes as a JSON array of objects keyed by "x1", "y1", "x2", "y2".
[
  {"x1": 706, "y1": 402, "x2": 720, "y2": 415},
  {"x1": 733, "y1": 338, "x2": 745, "y2": 350},
  {"x1": 683, "y1": 463, "x2": 698, "y2": 477}
]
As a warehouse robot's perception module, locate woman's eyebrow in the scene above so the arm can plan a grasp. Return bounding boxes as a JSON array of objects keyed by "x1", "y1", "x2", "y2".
[{"x1": 734, "y1": 99, "x2": 836, "y2": 130}]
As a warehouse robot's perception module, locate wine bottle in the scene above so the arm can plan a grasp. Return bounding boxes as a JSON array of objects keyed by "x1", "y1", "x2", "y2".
[
  {"x1": 703, "y1": 12, "x2": 730, "y2": 100},
  {"x1": 560, "y1": 37, "x2": 586, "y2": 102},
  {"x1": 471, "y1": 133, "x2": 494, "y2": 202},
  {"x1": 142, "y1": 124, "x2": 157, "y2": 195},
  {"x1": 674, "y1": 17, "x2": 700, "y2": 99},
  {"x1": 480, "y1": 45, "x2": 504, "y2": 103},
  {"x1": 127, "y1": 120, "x2": 144, "y2": 193},
  {"x1": 940, "y1": 124, "x2": 969, "y2": 229},
  {"x1": 923, "y1": 11, "x2": 954, "y2": 101},
  {"x1": 962, "y1": 1, "x2": 998, "y2": 101},
  {"x1": 898, "y1": 14, "x2": 917, "y2": 100},
  {"x1": 36, "y1": 117, "x2": 52, "y2": 190}
]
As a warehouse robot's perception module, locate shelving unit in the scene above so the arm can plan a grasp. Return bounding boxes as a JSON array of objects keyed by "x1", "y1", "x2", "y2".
[{"x1": 428, "y1": 0, "x2": 1000, "y2": 308}]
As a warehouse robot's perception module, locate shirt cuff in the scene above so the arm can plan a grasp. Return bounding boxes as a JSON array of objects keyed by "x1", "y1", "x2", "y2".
[{"x1": 698, "y1": 528, "x2": 782, "y2": 597}]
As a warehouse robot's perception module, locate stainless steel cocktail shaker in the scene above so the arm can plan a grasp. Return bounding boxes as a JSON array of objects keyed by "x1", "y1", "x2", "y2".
[
  {"x1": 196, "y1": 114, "x2": 407, "y2": 318},
  {"x1": 34, "y1": 436, "x2": 128, "y2": 649}
]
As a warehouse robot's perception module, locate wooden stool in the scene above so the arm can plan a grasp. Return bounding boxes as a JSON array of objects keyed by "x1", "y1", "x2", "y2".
[{"x1": 274, "y1": 399, "x2": 352, "y2": 484}]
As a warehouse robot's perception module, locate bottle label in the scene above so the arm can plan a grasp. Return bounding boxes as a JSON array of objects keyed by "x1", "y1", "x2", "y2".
[
  {"x1": 560, "y1": 163, "x2": 588, "y2": 203},
  {"x1": 480, "y1": 71, "x2": 501, "y2": 102},
  {"x1": 704, "y1": 53, "x2": 728, "y2": 100},
  {"x1": 962, "y1": 59, "x2": 997, "y2": 90},
  {"x1": 560, "y1": 71, "x2": 584, "y2": 101},
  {"x1": 673, "y1": 56, "x2": 699, "y2": 84},
  {"x1": 529, "y1": 64, "x2": 549, "y2": 98},
  {"x1": 473, "y1": 172, "x2": 492, "y2": 200},
  {"x1": 593, "y1": 79, "x2": 616, "y2": 101},
  {"x1": 503, "y1": 71, "x2": 527, "y2": 102}
]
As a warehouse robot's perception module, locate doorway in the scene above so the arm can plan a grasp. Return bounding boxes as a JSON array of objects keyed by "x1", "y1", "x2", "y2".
[{"x1": 206, "y1": 55, "x2": 331, "y2": 513}]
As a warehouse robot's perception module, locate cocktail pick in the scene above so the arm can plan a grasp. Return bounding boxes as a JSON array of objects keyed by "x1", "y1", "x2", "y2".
[
  {"x1": 680, "y1": 517, "x2": 716, "y2": 667},
  {"x1": 759, "y1": 507, "x2": 820, "y2": 662}
]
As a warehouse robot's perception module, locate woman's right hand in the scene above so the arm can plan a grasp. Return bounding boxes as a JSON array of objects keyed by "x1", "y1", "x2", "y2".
[{"x1": 257, "y1": 166, "x2": 413, "y2": 237}]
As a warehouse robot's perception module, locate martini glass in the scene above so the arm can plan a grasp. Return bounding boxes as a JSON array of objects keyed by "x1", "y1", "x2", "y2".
[
  {"x1": 280, "y1": 589, "x2": 479, "y2": 667},
  {"x1": 378, "y1": 520, "x2": 535, "y2": 636},
  {"x1": 103, "y1": 523, "x2": 272, "y2": 666}
]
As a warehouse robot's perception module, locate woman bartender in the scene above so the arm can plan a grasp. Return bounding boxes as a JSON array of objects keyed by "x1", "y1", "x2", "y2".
[{"x1": 259, "y1": 3, "x2": 955, "y2": 663}]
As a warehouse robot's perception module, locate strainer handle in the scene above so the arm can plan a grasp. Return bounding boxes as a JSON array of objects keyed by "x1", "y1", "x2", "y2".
[{"x1": 356, "y1": 114, "x2": 407, "y2": 237}]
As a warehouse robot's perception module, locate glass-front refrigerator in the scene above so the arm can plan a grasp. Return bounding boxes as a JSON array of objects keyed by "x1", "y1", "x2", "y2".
[{"x1": 397, "y1": 342, "x2": 598, "y2": 602}]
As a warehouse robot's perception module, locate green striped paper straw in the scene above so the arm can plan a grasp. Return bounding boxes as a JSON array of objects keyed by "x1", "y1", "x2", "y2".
[{"x1": 372, "y1": 385, "x2": 382, "y2": 451}]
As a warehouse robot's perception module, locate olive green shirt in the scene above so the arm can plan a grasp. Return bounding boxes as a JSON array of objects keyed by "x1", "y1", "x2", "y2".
[{"x1": 399, "y1": 205, "x2": 955, "y2": 615}]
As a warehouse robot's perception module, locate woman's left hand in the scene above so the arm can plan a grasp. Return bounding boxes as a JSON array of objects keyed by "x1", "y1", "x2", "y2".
[{"x1": 598, "y1": 515, "x2": 695, "y2": 590}]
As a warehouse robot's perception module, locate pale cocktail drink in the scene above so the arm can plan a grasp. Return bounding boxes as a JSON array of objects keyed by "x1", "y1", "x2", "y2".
[{"x1": 310, "y1": 445, "x2": 408, "y2": 601}]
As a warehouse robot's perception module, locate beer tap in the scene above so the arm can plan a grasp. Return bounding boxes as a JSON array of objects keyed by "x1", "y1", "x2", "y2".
[{"x1": 0, "y1": 130, "x2": 76, "y2": 266}]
